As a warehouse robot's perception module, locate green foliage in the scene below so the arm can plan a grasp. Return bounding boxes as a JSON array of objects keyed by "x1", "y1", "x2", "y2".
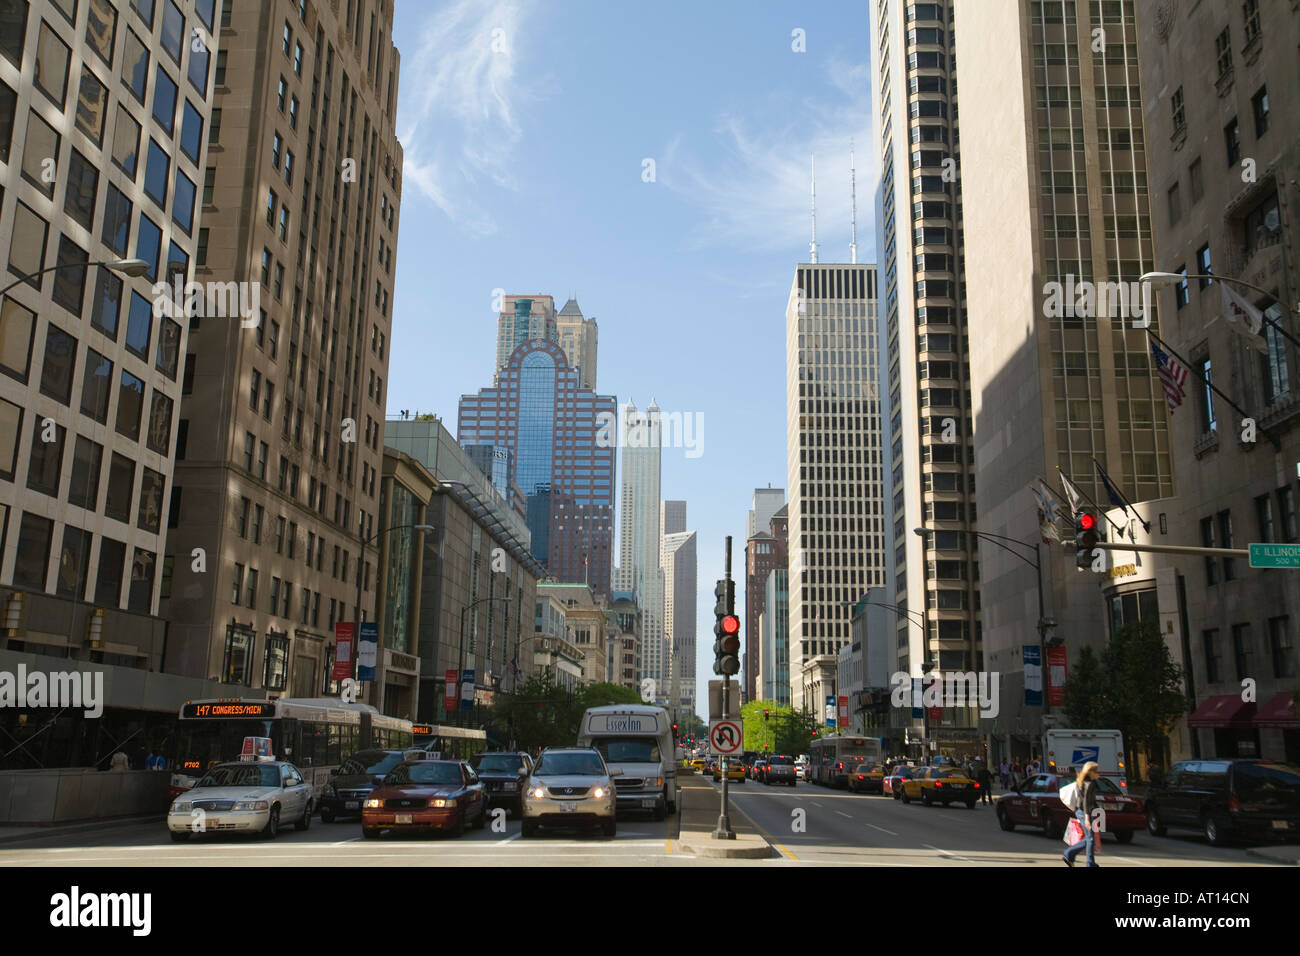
[
  {"x1": 1060, "y1": 619, "x2": 1185, "y2": 776},
  {"x1": 737, "y1": 701, "x2": 821, "y2": 755},
  {"x1": 486, "y1": 677, "x2": 650, "y2": 753}
]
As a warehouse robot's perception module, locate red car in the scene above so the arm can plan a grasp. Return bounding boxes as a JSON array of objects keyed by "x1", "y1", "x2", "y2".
[
  {"x1": 996, "y1": 772, "x2": 1145, "y2": 843},
  {"x1": 361, "y1": 760, "x2": 487, "y2": 838},
  {"x1": 883, "y1": 764, "x2": 918, "y2": 798}
]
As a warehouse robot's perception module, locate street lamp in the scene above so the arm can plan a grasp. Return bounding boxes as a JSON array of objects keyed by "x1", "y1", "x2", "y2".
[
  {"x1": 1140, "y1": 270, "x2": 1300, "y2": 348},
  {"x1": 0, "y1": 257, "x2": 149, "y2": 299}
]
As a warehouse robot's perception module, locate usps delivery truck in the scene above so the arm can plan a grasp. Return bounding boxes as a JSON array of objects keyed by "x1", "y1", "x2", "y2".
[
  {"x1": 578, "y1": 705, "x2": 677, "y2": 820},
  {"x1": 1043, "y1": 728, "x2": 1128, "y2": 791}
]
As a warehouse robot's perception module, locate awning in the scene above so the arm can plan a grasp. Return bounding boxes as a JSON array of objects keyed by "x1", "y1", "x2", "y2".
[
  {"x1": 1187, "y1": 694, "x2": 1257, "y2": 729},
  {"x1": 1254, "y1": 692, "x2": 1299, "y2": 730}
]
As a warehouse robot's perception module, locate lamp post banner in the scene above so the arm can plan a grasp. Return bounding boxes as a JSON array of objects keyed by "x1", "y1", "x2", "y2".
[
  {"x1": 1024, "y1": 645, "x2": 1043, "y2": 707},
  {"x1": 333, "y1": 624, "x2": 354, "y2": 681},
  {"x1": 460, "y1": 669, "x2": 475, "y2": 709},
  {"x1": 1046, "y1": 645, "x2": 1068, "y2": 706},
  {"x1": 357, "y1": 622, "x2": 378, "y2": 682},
  {"x1": 444, "y1": 669, "x2": 458, "y2": 712}
]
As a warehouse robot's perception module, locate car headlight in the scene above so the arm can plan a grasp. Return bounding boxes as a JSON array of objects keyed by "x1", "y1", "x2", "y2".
[
  {"x1": 532, "y1": 786, "x2": 548, "y2": 799},
  {"x1": 593, "y1": 787, "x2": 606, "y2": 799},
  {"x1": 364, "y1": 798, "x2": 383, "y2": 809},
  {"x1": 429, "y1": 798, "x2": 457, "y2": 808},
  {"x1": 172, "y1": 803, "x2": 192, "y2": 812},
  {"x1": 233, "y1": 800, "x2": 270, "y2": 811}
]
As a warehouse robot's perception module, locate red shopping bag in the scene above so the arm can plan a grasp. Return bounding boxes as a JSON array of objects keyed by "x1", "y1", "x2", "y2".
[{"x1": 1064, "y1": 817, "x2": 1085, "y2": 845}]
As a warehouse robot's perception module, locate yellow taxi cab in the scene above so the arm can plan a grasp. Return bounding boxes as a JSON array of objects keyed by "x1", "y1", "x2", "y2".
[
  {"x1": 690, "y1": 757, "x2": 706, "y2": 773},
  {"x1": 712, "y1": 758, "x2": 746, "y2": 783},
  {"x1": 847, "y1": 762, "x2": 886, "y2": 793},
  {"x1": 900, "y1": 766, "x2": 980, "y2": 808}
]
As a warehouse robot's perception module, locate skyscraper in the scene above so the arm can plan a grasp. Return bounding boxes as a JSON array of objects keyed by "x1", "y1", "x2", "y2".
[
  {"x1": 954, "y1": 0, "x2": 1174, "y2": 751},
  {"x1": 494, "y1": 295, "x2": 556, "y2": 381},
  {"x1": 164, "y1": 0, "x2": 402, "y2": 694},
  {"x1": 744, "y1": 491, "x2": 786, "y2": 702},
  {"x1": 556, "y1": 297, "x2": 598, "y2": 390},
  {"x1": 614, "y1": 400, "x2": 665, "y2": 691},
  {"x1": 872, "y1": 0, "x2": 981, "y2": 725},
  {"x1": 784, "y1": 264, "x2": 887, "y2": 714},
  {"x1": 458, "y1": 340, "x2": 616, "y2": 597},
  {"x1": 0, "y1": 0, "x2": 216, "y2": 746},
  {"x1": 662, "y1": 527, "x2": 696, "y2": 718}
]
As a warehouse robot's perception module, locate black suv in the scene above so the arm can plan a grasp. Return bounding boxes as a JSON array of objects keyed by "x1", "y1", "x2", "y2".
[
  {"x1": 469, "y1": 751, "x2": 534, "y2": 817},
  {"x1": 318, "y1": 750, "x2": 411, "y2": 822},
  {"x1": 1144, "y1": 759, "x2": 1300, "y2": 845}
]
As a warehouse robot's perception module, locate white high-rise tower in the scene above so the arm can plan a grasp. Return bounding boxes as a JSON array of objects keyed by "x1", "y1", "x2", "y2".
[{"x1": 614, "y1": 401, "x2": 666, "y2": 695}]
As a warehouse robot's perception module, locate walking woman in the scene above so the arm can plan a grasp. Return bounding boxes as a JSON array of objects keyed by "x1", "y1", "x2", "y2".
[{"x1": 1063, "y1": 761, "x2": 1101, "y2": 868}]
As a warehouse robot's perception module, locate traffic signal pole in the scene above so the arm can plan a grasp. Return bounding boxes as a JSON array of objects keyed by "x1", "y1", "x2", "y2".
[{"x1": 713, "y1": 535, "x2": 736, "y2": 840}]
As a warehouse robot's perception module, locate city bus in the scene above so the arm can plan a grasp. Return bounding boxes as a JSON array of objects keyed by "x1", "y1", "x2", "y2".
[
  {"x1": 169, "y1": 697, "x2": 415, "y2": 793},
  {"x1": 410, "y1": 722, "x2": 488, "y2": 761},
  {"x1": 808, "y1": 735, "x2": 884, "y2": 788}
]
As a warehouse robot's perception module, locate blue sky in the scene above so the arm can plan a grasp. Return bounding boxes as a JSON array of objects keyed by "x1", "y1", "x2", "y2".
[{"x1": 387, "y1": 0, "x2": 874, "y2": 713}]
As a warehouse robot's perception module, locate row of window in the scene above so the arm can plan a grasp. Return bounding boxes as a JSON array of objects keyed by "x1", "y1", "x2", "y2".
[{"x1": 1203, "y1": 617, "x2": 1294, "y2": 683}]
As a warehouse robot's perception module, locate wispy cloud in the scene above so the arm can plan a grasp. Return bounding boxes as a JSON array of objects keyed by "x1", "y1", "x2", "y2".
[
  {"x1": 660, "y1": 55, "x2": 875, "y2": 261},
  {"x1": 397, "y1": 0, "x2": 546, "y2": 237}
]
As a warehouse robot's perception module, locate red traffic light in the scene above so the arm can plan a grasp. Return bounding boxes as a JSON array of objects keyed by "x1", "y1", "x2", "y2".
[
  {"x1": 721, "y1": 615, "x2": 740, "y2": 635},
  {"x1": 1079, "y1": 512, "x2": 1096, "y2": 530}
]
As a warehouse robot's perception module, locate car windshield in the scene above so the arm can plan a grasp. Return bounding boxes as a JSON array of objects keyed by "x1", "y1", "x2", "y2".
[
  {"x1": 337, "y1": 751, "x2": 404, "y2": 776},
  {"x1": 536, "y1": 752, "x2": 605, "y2": 776},
  {"x1": 471, "y1": 754, "x2": 523, "y2": 773},
  {"x1": 1095, "y1": 776, "x2": 1122, "y2": 795},
  {"x1": 386, "y1": 763, "x2": 463, "y2": 786},
  {"x1": 592, "y1": 738, "x2": 661, "y2": 763},
  {"x1": 197, "y1": 765, "x2": 279, "y2": 788}
]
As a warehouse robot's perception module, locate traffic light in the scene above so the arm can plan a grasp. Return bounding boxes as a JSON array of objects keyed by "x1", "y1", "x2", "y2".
[
  {"x1": 712, "y1": 579, "x2": 740, "y2": 676},
  {"x1": 763, "y1": 709, "x2": 770, "y2": 721},
  {"x1": 1074, "y1": 509, "x2": 1100, "y2": 570},
  {"x1": 672, "y1": 722, "x2": 679, "y2": 743}
]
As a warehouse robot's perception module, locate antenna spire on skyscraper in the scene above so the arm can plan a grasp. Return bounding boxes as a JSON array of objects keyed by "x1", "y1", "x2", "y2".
[
  {"x1": 809, "y1": 154, "x2": 819, "y2": 264},
  {"x1": 849, "y1": 139, "x2": 858, "y2": 265}
]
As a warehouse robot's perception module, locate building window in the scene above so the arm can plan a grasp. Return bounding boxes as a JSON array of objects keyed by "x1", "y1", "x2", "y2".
[
  {"x1": 1170, "y1": 85, "x2": 1185, "y2": 136},
  {"x1": 1203, "y1": 629, "x2": 1221, "y2": 684},
  {"x1": 1196, "y1": 245, "x2": 1211, "y2": 288},
  {"x1": 1231, "y1": 623, "x2": 1253, "y2": 681},
  {"x1": 1270, "y1": 617, "x2": 1295, "y2": 679},
  {"x1": 1242, "y1": 0, "x2": 1260, "y2": 45},
  {"x1": 1201, "y1": 517, "x2": 1218, "y2": 585},
  {"x1": 1224, "y1": 117, "x2": 1240, "y2": 166},
  {"x1": 1256, "y1": 494, "x2": 1275, "y2": 542},
  {"x1": 1279, "y1": 487, "x2": 1298, "y2": 542},
  {"x1": 1166, "y1": 182, "x2": 1181, "y2": 226},
  {"x1": 264, "y1": 633, "x2": 289, "y2": 690},
  {"x1": 1198, "y1": 356, "x2": 1216, "y2": 433},
  {"x1": 1174, "y1": 266, "x2": 1189, "y2": 309},
  {"x1": 1219, "y1": 510, "x2": 1235, "y2": 581},
  {"x1": 231, "y1": 563, "x2": 244, "y2": 605},
  {"x1": 14, "y1": 512, "x2": 54, "y2": 591},
  {"x1": 1215, "y1": 26, "x2": 1232, "y2": 81},
  {"x1": 26, "y1": 419, "x2": 66, "y2": 497},
  {"x1": 1188, "y1": 157, "x2": 1203, "y2": 202},
  {"x1": 222, "y1": 625, "x2": 253, "y2": 683},
  {"x1": 1251, "y1": 86, "x2": 1269, "y2": 137}
]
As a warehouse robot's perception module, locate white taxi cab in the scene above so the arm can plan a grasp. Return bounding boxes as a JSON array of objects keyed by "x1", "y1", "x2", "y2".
[{"x1": 167, "y1": 758, "x2": 314, "y2": 841}]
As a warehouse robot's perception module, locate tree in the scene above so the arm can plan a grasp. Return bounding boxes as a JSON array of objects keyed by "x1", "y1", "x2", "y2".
[
  {"x1": 1059, "y1": 620, "x2": 1185, "y2": 779},
  {"x1": 485, "y1": 673, "x2": 573, "y2": 753}
]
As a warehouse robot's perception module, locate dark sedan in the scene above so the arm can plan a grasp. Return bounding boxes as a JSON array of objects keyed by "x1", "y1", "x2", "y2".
[
  {"x1": 469, "y1": 751, "x2": 534, "y2": 818},
  {"x1": 361, "y1": 760, "x2": 487, "y2": 838},
  {"x1": 318, "y1": 750, "x2": 410, "y2": 823}
]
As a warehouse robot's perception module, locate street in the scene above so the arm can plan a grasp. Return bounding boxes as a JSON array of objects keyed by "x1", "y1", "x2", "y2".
[{"x1": 0, "y1": 779, "x2": 1281, "y2": 867}]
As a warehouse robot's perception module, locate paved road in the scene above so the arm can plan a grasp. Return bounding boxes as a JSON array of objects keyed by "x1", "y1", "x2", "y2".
[
  {"x1": 0, "y1": 783, "x2": 1280, "y2": 866},
  {"x1": 717, "y1": 778, "x2": 1277, "y2": 866}
]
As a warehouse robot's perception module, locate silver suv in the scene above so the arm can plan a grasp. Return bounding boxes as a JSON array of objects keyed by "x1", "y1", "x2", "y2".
[{"x1": 521, "y1": 747, "x2": 619, "y2": 837}]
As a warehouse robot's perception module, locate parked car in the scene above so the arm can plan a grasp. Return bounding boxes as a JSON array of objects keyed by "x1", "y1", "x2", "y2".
[
  {"x1": 996, "y1": 772, "x2": 1144, "y2": 843},
  {"x1": 362, "y1": 760, "x2": 487, "y2": 838},
  {"x1": 469, "y1": 751, "x2": 533, "y2": 818},
  {"x1": 521, "y1": 747, "x2": 618, "y2": 837},
  {"x1": 900, "y1": 767, "x2": 979, "y2": 808},
  {"x1": 318, "y1": 749, "x2": 410, "y2": 823},
  {"x1": 765, "y1": 755, "x2": 797, "y2": 786},
  {"x1": 884, "y1": 764, "x2": 918, "y2": 799},
  {"x1": 847, "y1": 762, "x2": 885, "y2": 794},
  {"x1": 1144, "y1": 760, "x2": 1300, "y2": 845}
]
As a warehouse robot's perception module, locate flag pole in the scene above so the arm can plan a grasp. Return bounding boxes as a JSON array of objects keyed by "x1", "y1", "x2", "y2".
[
  {"x1": 1091, "y1": 457, "x2": 1151, "y2": 533},
  {"x1": 1055, "y1": 466, "x2": 1127, "y2": 539}
]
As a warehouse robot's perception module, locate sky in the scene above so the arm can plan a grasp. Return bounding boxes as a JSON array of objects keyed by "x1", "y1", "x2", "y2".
[{"x1": 386, "y1": 0, "x2": 875, "y2": 714}]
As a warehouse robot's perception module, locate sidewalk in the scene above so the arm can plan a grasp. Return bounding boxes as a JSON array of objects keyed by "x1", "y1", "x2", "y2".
[
  {"x1": 0, "y1": 815, "x2": 158, "y2": 846},
  {"x1": 674, "y1": 770, "x2": 774, "y2": 859},
  {"x1": 1245, "y1": 844, "x2": 1300, "y2": 865}
]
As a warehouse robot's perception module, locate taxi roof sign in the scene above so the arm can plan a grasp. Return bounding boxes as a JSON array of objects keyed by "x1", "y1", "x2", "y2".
[{"x1": 239, "y1": 736, "x2": 274, "y2": 762}]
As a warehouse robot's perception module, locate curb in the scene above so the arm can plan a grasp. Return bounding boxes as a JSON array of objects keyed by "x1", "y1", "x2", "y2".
[
  {"x1": 1244, "y1": 846, "x2": 1300, "y2": 866},
  {"x1": 0, "y1": 814, "x2": 160, "y2": 845}
]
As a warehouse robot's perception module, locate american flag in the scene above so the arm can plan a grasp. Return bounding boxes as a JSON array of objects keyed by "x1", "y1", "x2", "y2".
[{"x1": 1151, "y1": 341, "x2": 1188, "y2": 412}]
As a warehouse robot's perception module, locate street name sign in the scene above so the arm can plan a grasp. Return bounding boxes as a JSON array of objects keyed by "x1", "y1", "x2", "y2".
[
  {"x1": 1250, "y1": 543, "x2": 1300, "y2": 568},
  {"x1": 708, "y1": 719, "x2": 743, "y2": 755}
]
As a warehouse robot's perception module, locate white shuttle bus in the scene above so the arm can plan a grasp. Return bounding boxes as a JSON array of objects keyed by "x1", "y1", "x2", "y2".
[{"x1": 577, "y1": 704, "x2": 677, "y2": 820}]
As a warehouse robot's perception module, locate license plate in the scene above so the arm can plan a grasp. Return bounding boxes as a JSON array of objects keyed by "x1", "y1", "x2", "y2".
[
  {"x1": 503, "y1": 782, "x2": 516, "y2": 791},
  {"x1": 560, "y1": 802, "x2": 577, "y2": 813},
  {"x1": 949, "y1": 783, "x2": 966, "y2": 789},
  {"x1": 1273, "y1": 820, "x2": 1289, "y2": 830},
  {"x1": 395, "y1": 813, "x2": 412, "y2": 824},
  {"x1": 641, "y1": 799, "x2": 657, "y2": 809},
  {"x1": 345, "y1": 801, "x2": 359, "y2": 810}
]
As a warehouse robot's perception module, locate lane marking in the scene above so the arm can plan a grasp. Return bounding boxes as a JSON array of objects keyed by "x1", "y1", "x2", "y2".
[
  {"x1": 726, "y1": 795, "x2": 798, "y2": 861},
  {"x1": 923, "y1": 842, "x2": 973, "y2": 863},
  {"x1": 836, "y1": 811, "x2": 852, "y2": 819},
  {"x1": 1107, "y1": 854, "x2": 1154, "y2": 867},
  {"x1": 867, "y1": 823, "x2": 898, "y2": 836},
  {"x1": 493, "y1": 833, "x2": 522, "y2": 846}
]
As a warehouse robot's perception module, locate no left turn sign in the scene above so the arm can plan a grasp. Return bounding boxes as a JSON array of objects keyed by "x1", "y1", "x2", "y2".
[{"x1": 709, "y1": 719, "x2": 743, "y2": 755}]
